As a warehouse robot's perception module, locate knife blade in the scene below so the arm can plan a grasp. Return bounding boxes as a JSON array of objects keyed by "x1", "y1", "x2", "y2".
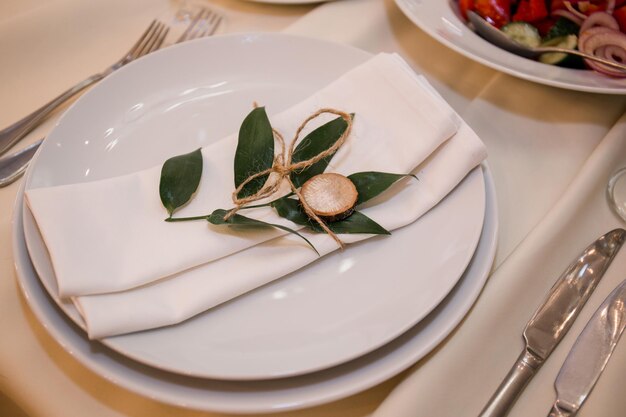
[
  {"x1": 478, "y1": 228, "x2": 626, "y2": 417},
  {"x1": 547, "y1": 278, "x2": 626, "y2": 417}
]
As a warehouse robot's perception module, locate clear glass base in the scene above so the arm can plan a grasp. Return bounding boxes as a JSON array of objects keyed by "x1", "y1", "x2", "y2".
[{"x1": 607, "y1": 168, "x2": 626, "y2": 222}]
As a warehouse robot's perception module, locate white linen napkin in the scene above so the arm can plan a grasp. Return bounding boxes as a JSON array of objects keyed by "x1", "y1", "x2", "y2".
[{"x1": 25, "y1": 53, "x2": 487, "y2": 338}]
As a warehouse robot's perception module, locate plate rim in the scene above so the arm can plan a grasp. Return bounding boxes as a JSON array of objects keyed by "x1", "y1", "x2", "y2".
[
  {"x1": 11, "y1": 163, "x2": 498, "y2": 413},
  {"x1": 21, "y1": 32, "x2": 487, "y2": 380}
]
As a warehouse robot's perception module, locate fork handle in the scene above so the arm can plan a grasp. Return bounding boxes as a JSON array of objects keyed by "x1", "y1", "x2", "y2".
[
  {"x1": 0, "y1": 73, "x2": 103, "y2": 156},
  {"x1": 0, "y1": 138, "x2": 43, "y2": 187}
]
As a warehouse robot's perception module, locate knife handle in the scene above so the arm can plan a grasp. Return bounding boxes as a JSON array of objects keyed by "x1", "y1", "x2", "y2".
[
  {"x1": 547, "y1": 403, "x2": 574, "y2": 417},
  {"x1": 478, "y1": 349, "x2": 543, "y2": 417}
]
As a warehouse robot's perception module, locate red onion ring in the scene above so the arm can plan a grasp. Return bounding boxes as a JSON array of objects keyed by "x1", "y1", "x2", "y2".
[
  {"x1": 585, "y1": 59, "x2": 626, "y2": 76},
  {"x1": 564, "y1": 1, "x2": 588, "y2": 19},
  {"x1": 596, "y1": 45, "x2": 609, "y2": 56},
  {"x1": 579, "y1": 26, "x2": 617, "y2": 51},
  {"x1": 552, "y1": 9, "x2": 584, "y2": 26},
  {"x1": 580, "y1": 29, "x2": 626, "y2": 77},
  {"x1": 580, "y1": 11, "x2": 620, "y2": 33},
  {"x1": 600, "y1": 45, "x2": 626, "y2": 62}
]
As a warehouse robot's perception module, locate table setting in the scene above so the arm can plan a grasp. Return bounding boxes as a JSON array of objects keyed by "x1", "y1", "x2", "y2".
[{"x1": 2, "y1": 0, "x2": 626, "y2": 417}]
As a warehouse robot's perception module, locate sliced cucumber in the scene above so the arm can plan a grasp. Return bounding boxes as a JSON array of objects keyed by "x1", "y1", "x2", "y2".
[
  {"x1": 545, "y1": 18, "x2": 580, "y2": 41},
  {"x1": 502, "y1": 22, "x2": 541, "y2": 48},
  {"x1": 539, "y1": 34, "x2": 578, "y2": 65}
]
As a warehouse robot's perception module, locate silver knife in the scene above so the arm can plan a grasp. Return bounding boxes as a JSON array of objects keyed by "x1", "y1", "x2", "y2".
[
  {"x1": 478, "y1": 228, "x2": 626, "y2": 417},
  {"x1": 547, "y1": 278, "x2": 626, "y2": 417}
]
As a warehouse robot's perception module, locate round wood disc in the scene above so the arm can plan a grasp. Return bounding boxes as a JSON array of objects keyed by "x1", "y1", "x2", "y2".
[{"x1": 301, "y1": 173, "x2": 358, "y2": 220}]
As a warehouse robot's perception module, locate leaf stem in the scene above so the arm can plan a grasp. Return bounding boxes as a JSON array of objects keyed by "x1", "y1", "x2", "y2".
[
  {"x1": 239, "y1": 192, "x2": 297, "y2": 210},
  {"x1": 165, "y1": 215, "x2": 209, "y2": 222},
  {"x1": 238, "y1": 202, "x2": 272, "y2": 210}
]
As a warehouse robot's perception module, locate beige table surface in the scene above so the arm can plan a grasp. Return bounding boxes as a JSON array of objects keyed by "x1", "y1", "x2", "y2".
[{"x1": 1, "y1": 0, "x2": 626, "y2": 416}]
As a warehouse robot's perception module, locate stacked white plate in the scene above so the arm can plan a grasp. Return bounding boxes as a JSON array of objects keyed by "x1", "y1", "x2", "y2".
[{"x1": 11, "y1": 33, "x2": 498, "y2": 413}]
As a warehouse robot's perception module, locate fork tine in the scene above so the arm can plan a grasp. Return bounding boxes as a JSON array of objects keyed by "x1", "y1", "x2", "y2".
[
  {"x1": 176, "y1": 9, "x2": 206, "y2": 43},
  {"x1": 187, "y1": 10, "x2": 211, "y2": 40},
  {"x1": 142, "y1": 23, "x2": 169, "y2": 55},
  {"x1": 191, "y1": 12, "x2": 221, "y2": 40},
  {"x1": 191, "y1": 27, "x2": 210, "y2": 39},
  {"x1": 123, "y1": 20, "x2": 159, "y2": 62},
  {"x1": 206, "y1": 13, "x2": 223, "y2": 36},
  {"x1": 150, "y1": 26, "x2": 170, "y2": 52},
  {"x1": 176, "y1": 9, "x2": 204, "y2": 43},
  {"x1": 176, "y1": 8, "x2": 221, "y2": 43},
  {"x1": 194, "y1": 11, "x2": 221, "y2": 38},
  {"x1": 132, "y1": 22, "x2": 167, "y2": 59}
]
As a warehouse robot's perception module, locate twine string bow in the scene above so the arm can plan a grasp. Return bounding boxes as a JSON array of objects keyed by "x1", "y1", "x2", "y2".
[{"x1": 224, "y1": 108, "x2": 353, "y2": 249}]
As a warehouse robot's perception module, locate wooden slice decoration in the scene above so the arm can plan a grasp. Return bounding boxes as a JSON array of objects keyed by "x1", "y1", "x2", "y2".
[{"x1": 300, "y1": 173, "x2": 358, "y2": 222}]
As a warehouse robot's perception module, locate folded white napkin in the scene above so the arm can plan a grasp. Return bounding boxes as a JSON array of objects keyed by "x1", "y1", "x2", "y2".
[{"x1": 25, "y1": 53, "x2": 487, "y2": 338}]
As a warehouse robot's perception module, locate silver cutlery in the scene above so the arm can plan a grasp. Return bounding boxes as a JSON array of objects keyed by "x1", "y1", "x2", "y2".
[
  {"x1": 0, "y1": 8, "x2": 223, "y2": 187},
  {"x1": 478, "y1": 228, "x2": 626, "y2": 417},
  {"x1": 547, "y1": 278, "x2": 626, "y2": 417},
  {"x1": 176, "y1": 7, "x2": 223, "y2": 43},
  {"x1": 467, "y1": 11, "x2": 626, "y2": 72},
  {"x1": 0, "y1": 139, "x2": 42, "y2": 187},
  {"x1": 0, "y1": 20, "x2": 169, "y2": 157}
]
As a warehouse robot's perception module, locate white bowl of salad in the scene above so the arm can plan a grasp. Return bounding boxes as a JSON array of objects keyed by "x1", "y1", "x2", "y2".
[
  {"x1": 460, "y1": 0, "x2": 626, "y2": 77},
  {"x1": 394, "y1": 0, "x2": 626, "y2": 93}
]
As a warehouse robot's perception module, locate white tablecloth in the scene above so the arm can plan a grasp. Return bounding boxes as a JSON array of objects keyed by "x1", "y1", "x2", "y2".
[{"x1": 1, "y1": 0, "x2": 625, "y2": 416}]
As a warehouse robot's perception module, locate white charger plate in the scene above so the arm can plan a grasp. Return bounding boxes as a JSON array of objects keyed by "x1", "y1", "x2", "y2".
[
  {"x1": 21, "y1": 33, "x2": 486, "y2": 380},
  {"x1": 12, "y1": 163, "x2": 497, "y2": 413},
  {"x1": 394, "y1": 0, "x2": 626, "y2": 94}
]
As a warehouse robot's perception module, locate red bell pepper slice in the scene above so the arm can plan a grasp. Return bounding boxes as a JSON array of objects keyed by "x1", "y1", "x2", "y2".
[
  {"x1": 533, "y1": 17, "x2": 558, "y2": 36},
  {"x1": 474, "y1": 0, "x2": 511, "y2": 27},
  {"x1": 513, "y1": 0, "x2": 549, "y2": 22},
  {"x1": 459, "y1": 0, "x2": 475, "y2": 19}
]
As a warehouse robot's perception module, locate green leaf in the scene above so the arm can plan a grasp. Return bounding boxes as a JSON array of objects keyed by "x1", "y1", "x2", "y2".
[
  {"x1": 234, "y1": 107, "x2": 275, "y2": 199},
  {"x1": 324, "y1": 211, "x2": 390, "y2": 235},
  {"x1": 271, "y1": 197, "x2": 314, "y2": 227},
  {"x1": 271, "y1": 197, "x2": 390, "y2": 235},
  {"x1": 290, "y1": 114, "x2": 352, "y2": 188},
  {"x1": 348, "y1": 172, "x2": 416, "y2": 205},
  {"x1": 159, "y1": 148, "x2": 203, "y2": 217},
  {"x1": 207, "y1": 209, "x2": 319, "y2": 254}
]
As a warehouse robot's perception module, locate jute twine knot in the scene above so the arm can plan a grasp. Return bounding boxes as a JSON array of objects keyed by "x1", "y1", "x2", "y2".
[{"x1": 224, "y1": 107, "x2": 353, "y2": 249}]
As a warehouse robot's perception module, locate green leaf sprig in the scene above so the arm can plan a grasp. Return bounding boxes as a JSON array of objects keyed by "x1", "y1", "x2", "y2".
[
  {"x1": 234, "y1": 107, "x2": 275, "y2": 199},
  {"x1": 159, "y1": 107, "x2": 417, "y2": 253},
  {"x1": 159, "y1": 148, "x2": 203, "y2": 218}
]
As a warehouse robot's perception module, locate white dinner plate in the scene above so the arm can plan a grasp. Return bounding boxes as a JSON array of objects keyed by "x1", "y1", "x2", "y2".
[
  {"x1": 395, "y1": 0, "x2": 626, "y2": 94},
  {"x1": 22, "y1": 33, "x2": 486, "y2": 380},
  {"x1": 12, "y1": 163, "x2": 497, "y2": 413}
]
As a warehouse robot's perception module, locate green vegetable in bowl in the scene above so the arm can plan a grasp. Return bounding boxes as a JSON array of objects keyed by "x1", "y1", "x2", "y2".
[
  {"x1": 539, "y1": 34, "x2": 578, "y2": 65},
  {"x1": 501, "y1": 22, "x2": 541, "y2": 48},
  {"x1": 545, "y1": 18, "x2": 580, "y2": 41}
]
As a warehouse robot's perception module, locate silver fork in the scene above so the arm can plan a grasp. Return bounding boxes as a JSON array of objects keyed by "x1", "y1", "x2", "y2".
[
  {"x1": 0, "y1": 138, "x2": 42, "y2": 187},
  {"x1": 0, "y1": 20, "x2": 169, "y2": 156},
  {"x1": 0, "y1": 8, "x2": 223, "y2": 187},
  {"x1": 176, "y1": 7, "x2": 223, "y2": 42}
]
